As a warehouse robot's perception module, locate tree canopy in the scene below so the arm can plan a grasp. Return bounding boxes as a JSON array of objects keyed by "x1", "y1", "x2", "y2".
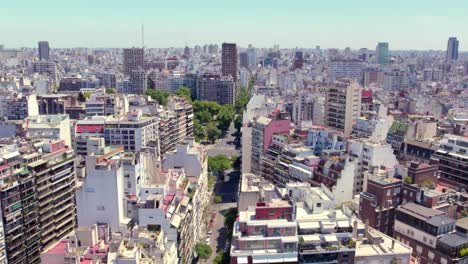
[
  {"x1": 234, "y1": 86, "x2": 250, "y2": 114},
  {"x1": 217, "y1": 105, "x2": 235, "y2": 131},
  {"x1": 175, "y1": 86, "x2": 192, "y2": 102},
  {"x1": 206, "y1": 123, "x2": 221, "y2": 144},
  {"x1": 146, "y1": 89, "x2": 171, "y2": 106},
  {"x1": 195, "y1": 243, "x2": 212, "y2": 260},
  {"x1": 208, "y1": 154, "x2": 232, "y2": 175}
]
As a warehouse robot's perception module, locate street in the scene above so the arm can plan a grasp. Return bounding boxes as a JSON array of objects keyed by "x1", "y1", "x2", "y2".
[{"x1": 206, "y1": 121, "x2": 241, "y2": 157}]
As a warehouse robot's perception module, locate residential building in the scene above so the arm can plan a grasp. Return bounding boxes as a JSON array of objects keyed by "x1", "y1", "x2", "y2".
[
  {"x1": 76, "y1": 146, "x2": 131, "y2": 233},
  {"x1": 123, "y1": 48, "x2": 144, "y2": 75},
  {"x1": 394, "y1": 203, "x2": 467, "y2": 264},
  {"x1": 0, "y1": 140, "x2": 76, "y2": 264},
  {"x1": 251, "y1": 111, "x2": 290, "y2": 176},
  {"x1": 222, "y1": 43, "x2": 237, "y2": 81},
  {"x1": 433, "y1": 134, "x2": 468, "y2": 190},
  {"x1": 230, "y1": 200, "x2": 298, "y2": 264},
  {"x1": 306, "y1": 125, "x2": 347, "y2": 156},
  {"x1": 330, "y1": 59, "x2": 364, "y2": 82},
  {"x1": 74, "y1": 110, "x2": 159, "y2": 156},
  {"x1": 26, "y1": 114, "x2": 72, "y2": 147},
  {"x1": 325, "y1": 79, "x2": 362, "y2": 137},
  {"x1": 129, "y1": 69, "x2": 147, "y2": 95},
  {"x1": 355, "y1": 226, "x2": 413, "y2": 264},
  {"x1": 59, "y1": 77, "x2": 82, "y2": 91},
  {"x1": 197, "y1": 74, "x2": 236, "y2": 105},
  {"x1": 359, "y1": 176, "x2": 402, "y2": 236}
]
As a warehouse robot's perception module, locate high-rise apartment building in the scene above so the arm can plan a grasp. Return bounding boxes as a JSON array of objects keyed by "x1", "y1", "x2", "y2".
[
  {"x1": 197, "y1": 74, "x2": 236, "y2": 105},
  {"x1": 376, "y1": 42, "x2": 389, "y2": 65},
  {"x1": 446, "y1": 37, "x2": 459, "y2": 61},
  {"x1": 129, "y1": 69, "x2": 147, "y2": 95},
  {"x1": 330, "y1": 59, "x2": 364, "y2": 82},
  {"x1": 325, "y1": 79, "x2": 362, "y2": 137},
  {"x1": 222, "y1": 43, "x2": 237, "y2": 81},
  {"x1": 38, "y1": 41, "x2": 50, "y2": 61},
  {"x1": 0, "y1": 140, "x2": 76, "y2": 264},
  {"x1": 123, "y1": 48, "x2": 144, "y2": 75}
]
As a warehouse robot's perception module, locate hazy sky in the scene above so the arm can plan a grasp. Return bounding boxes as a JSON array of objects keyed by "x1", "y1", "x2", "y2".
[{"x1": 1, "y1": 0, "x2": 466, "y2": 50}]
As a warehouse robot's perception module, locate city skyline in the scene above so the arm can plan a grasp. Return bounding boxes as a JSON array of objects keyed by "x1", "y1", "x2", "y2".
[{"x1": 1, "y1": 0, "x2": 467, "y2": 51}]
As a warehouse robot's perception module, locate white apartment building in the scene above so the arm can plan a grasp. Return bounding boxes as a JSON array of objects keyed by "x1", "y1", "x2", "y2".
[
  {"x1": 348, "y1": 138, "x2": 399, "y2": 194},
  {"x1": 26, "y1": 114, "x2": 72, "y2": 147}
]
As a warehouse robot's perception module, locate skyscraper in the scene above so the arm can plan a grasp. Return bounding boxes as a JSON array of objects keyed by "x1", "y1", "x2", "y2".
[
  {"x1": 123, "y1": 48, "x2": 144, "y2": 75},
  {"x1": 222, "y1": 43, "x2": 237, "y2": 81},
  {"x1": 38, "y1": 41, "x2": 50, "y2": 61},
  {"x1": 375, "y1": 42, "x2": 389, "y2": 65},
  {"x1": 446, "y1": 37, "x2": 459, "y2": 60},
  {"x1": 239, "y1": 52, "x2": 248, "y2": 68},
  {"x1": 247, "y1": 44, "x2": 257, "y2": 67},
  {"x1": 293, "y1": 51, "x2": 304, "y2": 69}
]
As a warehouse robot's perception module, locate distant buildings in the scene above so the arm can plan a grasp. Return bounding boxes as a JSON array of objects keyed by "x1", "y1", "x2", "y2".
[
  {"x1": 222, "y1": 43, "x2": 237, "y2": 81},
  {"x1": 123, "y1": 48, "x2": 144, "y2": 75},
  {"x1": 197, "y1": 74, "x2": 236, "y2": 105},
  {"x1": 330, "y1": 59, "x2": 364, "y2": 82},
  {"x1": 129, "y1": 69, "x2": 147, "y2": 95},
  {"x1": 38, "y1": 41, "x2": 50, "y2": 61},
  {"x1": 446, "y1": 37, "x2": 459, "y2": 61},
  {"x1": 376, "y1": 42, "x2": 389, "y2": 65},
  {"x1": 293, "y1": 51, "x2": 304, "y2": 70},
  {"x1": 325, "y1": 79, "x2": 362, "y2": 137}
]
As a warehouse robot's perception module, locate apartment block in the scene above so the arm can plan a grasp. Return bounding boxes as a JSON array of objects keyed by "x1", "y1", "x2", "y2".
[{"x1": 325, "y1": 79, "x2": 362, "y2": 137}]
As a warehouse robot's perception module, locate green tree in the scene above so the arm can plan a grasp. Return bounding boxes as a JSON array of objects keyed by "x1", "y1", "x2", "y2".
[
  {"x1": 420, "y1": 179, "x2": 435, "y2": 189},
  {"x1": 206, "y1": 123, "x2": 221, "y2": 143},
  {"x1": 403, "y1": 176, "x2": 412, "y2": 184},
  {"x1": 234, "y1": 114, "x2": 243, "y2": 131},
  {"x1": 195, "y1": 243, "x2": 212, "y2": 260},
  {"x1": 77, "y1": 91, "x2": 86, "y2": 102},
  {"x1": 234, "y1": 86, "x2": 250, "y2": 114},
  {"x1": 105, "y1": 88, "x2": 116, "y2": 94},
  {"x1": 208, "y1": 155, "x2": 232, "y2": 175},
  {"x1": 193, "y1": 120, "x2": 206, "y2": 142},
  {"x1": 146, "y1": 89, "x2": 171, "y2": 106},
  {"x1": 193, "y1": 100, "x2": 221, "y2": 116},
  {"x1": 213, "y1": 195, "x2": 222, "y2": 203},
  {"x1": 217, "y1": 105, "x2": 235, "y2": 131},
  {"x1": 195, "y1": 110, "x2": 213, "y2": 124},
  {"x1": 175, "y1": 86, "x2": 192, "y2": 102}
]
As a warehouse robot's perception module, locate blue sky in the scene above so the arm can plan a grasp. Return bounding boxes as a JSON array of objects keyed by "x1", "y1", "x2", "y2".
[{"x1": 1, "y1": 0, "x2": 466, "y2": 50}]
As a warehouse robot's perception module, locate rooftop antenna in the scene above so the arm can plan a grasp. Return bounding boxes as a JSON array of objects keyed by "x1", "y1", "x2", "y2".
[{"x1": 141, "y1": 24, "x2": 145, "y2": 48}]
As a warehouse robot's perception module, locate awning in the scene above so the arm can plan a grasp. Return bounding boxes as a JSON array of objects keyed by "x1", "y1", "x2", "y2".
[
  {"x1": 302, "y1": 235, "x2": 321, "y2": 243},
  {"x1": 337, "y1": 220, "x2": 350, "y2": 228},
  {"x1": 324, "y1": 234, "x2": 338, "y2": 243},
  {"x1": 237, "y1": 256, "x2": 248, "y2": 264},
  {"x1": 252, "y1": 256, "x2": 268, "y2": 263},
  {"x1": 299, "y1": 221, "x2": 320, "y2": 230},
  {"x1": 283, "y1": 256, "x2": 298, "y2": 262}
]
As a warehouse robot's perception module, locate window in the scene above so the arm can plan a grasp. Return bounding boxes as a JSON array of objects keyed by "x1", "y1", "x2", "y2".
[
  {"x1": 316, "y1": 202, "x2": 322, "y2": 208},
  {"x1": 440, "y1": 257, "x2": 447, "y2": 264},
  {"x1": 416, "y1": 245, "x2": 422, "y2": 254},
  {"x1": 428, "y1": 251, "x2": 434, "y2": 260}
]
